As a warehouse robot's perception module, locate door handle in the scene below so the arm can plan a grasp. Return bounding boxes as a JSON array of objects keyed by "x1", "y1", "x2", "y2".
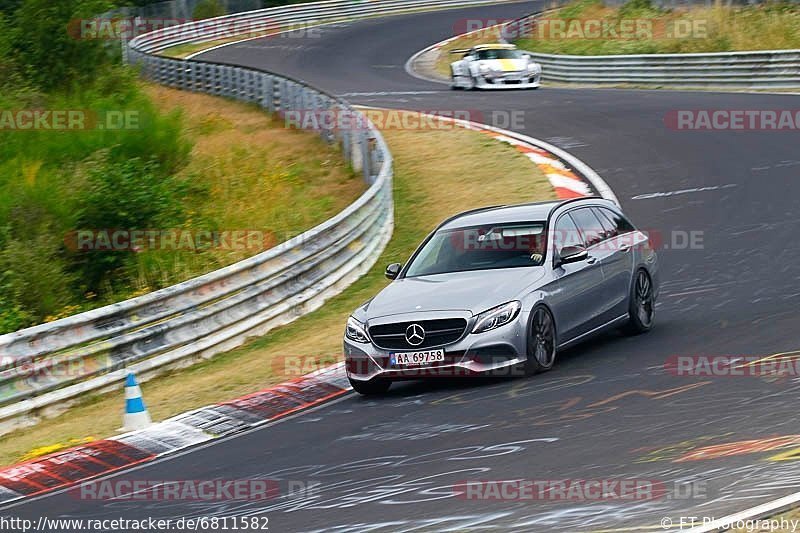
[
  {"x1": 619, "y1": 244, "x2": 631, "y2": 253},
  {"x1": 586, "y1": 256, "x2": 597, "y2": 265}
]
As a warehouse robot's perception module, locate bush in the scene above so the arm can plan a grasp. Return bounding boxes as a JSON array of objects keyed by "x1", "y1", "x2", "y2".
[
  {"x1": 1, "y1": 234, "x2": 78, "y2": 323},
  {"x1": 0, "y1": 0, "x2": 197, "y2": 332},
  {"x1": 10, "y1": 0, "x2": 116, "y2": 93},
  {"x1": 192, "y1": 0, "x2": 225, "y2": 20},
  {"x1": 75, "y1": 155, "x2": 193, "y2": 292}
]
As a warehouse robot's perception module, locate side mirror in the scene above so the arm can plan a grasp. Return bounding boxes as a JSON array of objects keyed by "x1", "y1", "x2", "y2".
[
  {"x1": 385, "y1": 263, "x2": 402, "y2": 280},
  {"x1": 557, "y1": 245, "x2": 588, "y2": 267}
]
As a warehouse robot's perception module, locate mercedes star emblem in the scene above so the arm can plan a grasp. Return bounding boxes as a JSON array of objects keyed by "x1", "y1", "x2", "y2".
[{"x1": 405, "y1": 323, "x2": 425, "y2": 346}]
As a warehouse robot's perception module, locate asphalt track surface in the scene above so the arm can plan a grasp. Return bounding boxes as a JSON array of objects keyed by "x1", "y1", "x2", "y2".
[{"x1": 8, "y1": 2, "x2": 800, "y2": 532}]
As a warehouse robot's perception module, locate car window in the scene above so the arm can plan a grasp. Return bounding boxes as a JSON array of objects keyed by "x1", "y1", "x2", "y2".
[
  {"x1": 569, "y1": 208, "x2": 607, "y2": 248},
  {"x1": 404, "y1": 222, "x2": 547, "y2": 277},
  {"x1": 592, "y1": 207, "x2": 618, "y2": 238},
  {"x1": 553, "y1": 214, "x2": 583, "y2": 256},
  {"x1": 597, "y1": 207, "x2": 635, "y2": 234},
  {"x1": 475, "y1": 49, "x2": 523, "y2": 60},
  {"x1": 411, "y1": 234, "x2": 446, "y2": 273}
]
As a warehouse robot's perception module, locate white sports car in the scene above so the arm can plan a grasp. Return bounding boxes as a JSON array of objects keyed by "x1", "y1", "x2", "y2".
[{"x1": 450, "y1": 44, "x2": 541, "y2": 90}]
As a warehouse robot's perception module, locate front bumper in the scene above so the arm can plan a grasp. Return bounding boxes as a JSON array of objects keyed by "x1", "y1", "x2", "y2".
[
  {"x1": 475, "y1": 72, "x2": 540, "y2": 89},
  {"x1": 344, "y1": 314, "x2": 529, "y2": 382}
]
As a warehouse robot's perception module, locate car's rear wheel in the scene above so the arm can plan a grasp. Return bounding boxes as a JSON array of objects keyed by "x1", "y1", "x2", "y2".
[
  {"x1": 525, "y1": 306, "x2": 557, "y2": 376},
  {"x1": 349, "y1": 376, "x2": 391, "y2": 396},
  {"x1": 622, "y1": 269, "x2": 655, "y2": 334}
]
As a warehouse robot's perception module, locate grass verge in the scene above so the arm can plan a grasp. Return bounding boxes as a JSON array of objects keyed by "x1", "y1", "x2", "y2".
[
  {"x1": 515, "y1": 0, "x2": 800, "y2": 56},
  {"x1": 137, "y1": 84, "x2": 363, "y2": 286},
  {"x1": 0, "y1": 111, "x2": 554, "y2": 466}
]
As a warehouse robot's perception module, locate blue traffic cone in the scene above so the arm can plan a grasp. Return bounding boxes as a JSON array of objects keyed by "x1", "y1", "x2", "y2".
[{"x1": 123, "y1": 372, "x2": 151, "y2": 431}]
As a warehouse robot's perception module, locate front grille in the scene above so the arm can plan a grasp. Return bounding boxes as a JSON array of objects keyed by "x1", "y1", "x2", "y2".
[{"x1": 368, "y1": 318, "x2": 468, "y2": 350}]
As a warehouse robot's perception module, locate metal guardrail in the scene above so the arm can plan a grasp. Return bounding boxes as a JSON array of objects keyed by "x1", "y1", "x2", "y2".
[
  {"x1": 0, "y1": 0, "x2": 529, "y2": 433},
  {"x1": 526, "y1": 49, "x2": 800, "y2": 88},
  {"x1": 501, "y1": 15, "x2": 800, "y2": 88}
]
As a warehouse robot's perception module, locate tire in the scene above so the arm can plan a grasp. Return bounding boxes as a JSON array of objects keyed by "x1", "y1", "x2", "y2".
[
  {"x1": 524, "y1": 306, "x2": 557, "y2": 376},
  {"x1": 349, "y1": 376, "x2": 391, "y2": 396},
  {"x1": 622, "y1": 269, "x2": 655, "y2": 335}
]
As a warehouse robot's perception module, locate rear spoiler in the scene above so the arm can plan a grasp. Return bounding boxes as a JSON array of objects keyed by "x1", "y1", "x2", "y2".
[{"x1": 449, "y1": 49, "x2": 471, "y2": 54}]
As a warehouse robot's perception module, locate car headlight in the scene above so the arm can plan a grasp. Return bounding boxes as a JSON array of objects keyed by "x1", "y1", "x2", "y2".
[
  {"x1": 471, "y1": 301, "x2": 522, "y2": 334},
  {"x1": 345, "y1": 316, "x2": 370, "y2": 343},
  {"x1": 526, "y1": 63, "x2": 541, "y2": 73}
]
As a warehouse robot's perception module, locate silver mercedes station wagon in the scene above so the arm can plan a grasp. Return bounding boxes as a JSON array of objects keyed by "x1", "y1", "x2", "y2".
[{"x1": 343, "y1": 197, "x2": 659, "y2": 395}]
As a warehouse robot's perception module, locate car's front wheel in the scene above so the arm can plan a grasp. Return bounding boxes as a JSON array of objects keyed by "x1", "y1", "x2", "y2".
[
  {"x1": 525, "y1": 306, "x2": 557, "y2": 376},
  {"x1": 349, "y1": 376, "x2": 391, "y2": 396},
  {"x1": 622, "y1": 269, "x2": 655, "y2": 334}
]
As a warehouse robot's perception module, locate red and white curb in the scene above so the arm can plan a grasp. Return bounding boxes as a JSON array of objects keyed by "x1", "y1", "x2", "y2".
[
  {"x1": 0, "y1": 363, "x2": 349, "y2": 506},
  {"x1": 357, "y1": 107, "x2": 617, "y2": 205},
  {"x1": 463, "y1": 118, "x2": 620, "y2": 205},
  {"x1": 476, "y1": 127, "x2": 593, "y2": 199}
]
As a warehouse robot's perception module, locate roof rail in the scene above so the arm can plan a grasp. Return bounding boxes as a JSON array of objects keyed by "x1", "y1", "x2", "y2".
[
  {"x1": 438, "y1": 204, "x2": 507, "y2": 228},
  {"x1": 547, "y1": 196, "x2": 607, "y2": 218}
]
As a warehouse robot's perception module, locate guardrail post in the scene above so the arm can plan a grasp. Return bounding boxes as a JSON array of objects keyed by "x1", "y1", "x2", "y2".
[
  {"x1": 361, "y1": 130, "x2": 370, "y2": 181},
  {"x1": 341, "y1": 124, "x2": 351, "y2": 165},
  {"x1": 266, "y1": 75, "x2": 273, "y2": 111},
  {"x1": 189, "y1": 62, "x2": 197, "y2": 92},
  {"x1": 224, "y1": 66, "x2": 233, "y2": 97}
]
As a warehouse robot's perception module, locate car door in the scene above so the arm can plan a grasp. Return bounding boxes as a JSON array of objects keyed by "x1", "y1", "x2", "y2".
[
  {"x1": 571, "y1": 207, "x2": 618, "y2": 328},
  {"x1": 594, "y1": 207, "x2": 636, "y2": 320},
  {"x1": 451, "y1": 54, "x2": 473, "y2": 80},
  {"x1": 549, "y1": 211, "x2": 606, "y2": 343}
]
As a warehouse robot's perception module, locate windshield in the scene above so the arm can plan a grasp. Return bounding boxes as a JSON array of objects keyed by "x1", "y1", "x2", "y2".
[
  {"x1": 475, "y1": 49, "x2": 523, "y2": 60},
  {"x1": 404, "y1": 222, "x2": 547, "y2": 277}
]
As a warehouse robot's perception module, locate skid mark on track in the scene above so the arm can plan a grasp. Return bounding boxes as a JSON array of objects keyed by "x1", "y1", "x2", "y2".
[
  {"x1": 587, "y1": 382, "x2": 710, "y2": 408},
  {"x1": 631, "y1": 184, "x2": 738, "y2": 200}
]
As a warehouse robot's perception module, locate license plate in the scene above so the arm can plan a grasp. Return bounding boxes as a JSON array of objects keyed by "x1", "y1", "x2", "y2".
[{"x1": 391, "y1": 350, "x2": 445, "y2": 366}]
